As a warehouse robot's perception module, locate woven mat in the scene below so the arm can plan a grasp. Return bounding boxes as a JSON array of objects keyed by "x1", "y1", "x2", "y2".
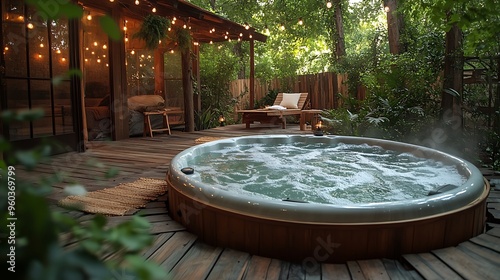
[
  {"x1": 58, "y1": 178, "x2": 167, "y2": 216},
  {"x1": 194, "y1": 136, "x2": 226, "y2": 144}
]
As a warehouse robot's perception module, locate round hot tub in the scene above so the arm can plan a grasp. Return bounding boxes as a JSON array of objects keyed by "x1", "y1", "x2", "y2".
[{"x1": 167, "y1": 135, "x2": 489, "y2": 264}]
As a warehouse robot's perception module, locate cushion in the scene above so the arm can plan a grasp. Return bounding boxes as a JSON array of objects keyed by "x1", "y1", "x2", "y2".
[
  {"x1": 128, "y1": 95, "x2": 165, "y2": 112},
  {"x1": 279, "y1": 93, "x2": 301, "y2": 109},
  {"x1": 266, "y1": 105, "x2": 287, "y2": 110}
]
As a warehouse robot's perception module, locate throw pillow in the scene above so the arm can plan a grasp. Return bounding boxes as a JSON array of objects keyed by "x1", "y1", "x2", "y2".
[{"x1": 279, "y1": 93, "x2": 301, "y2": 109}]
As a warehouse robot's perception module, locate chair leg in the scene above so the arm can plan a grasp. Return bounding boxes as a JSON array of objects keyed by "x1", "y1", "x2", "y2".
[
  {"x1": 147, "y1": 114, "x2": 153, "y2": 137},
  {"x1": 163, "y1": 112, "x2": 171, "y2": 135}
]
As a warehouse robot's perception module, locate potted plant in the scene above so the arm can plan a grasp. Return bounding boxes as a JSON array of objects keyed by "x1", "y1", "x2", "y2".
[{"x1": 133, "y1": 14, "x2": 170, "y2": 50}]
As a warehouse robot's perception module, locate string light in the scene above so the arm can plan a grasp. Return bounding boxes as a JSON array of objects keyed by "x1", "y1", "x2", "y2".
[
  {"x1": 384, "y1": 6, "x2": 390, "y2": 12},
  {"x1": 56, "y1": 48, "x2": 61, "y2": 54},
  {"x1": 298, "y1": 18, "x2": 303, "y2": 25},
  {"x1": 131, "y1": 50, "x2": 135, "y2": 55},
  {"x1": 102, "y1": 44, "x2": 107, "y2": 49},
  {"x1": 109, "y1": 0, "x2": 114, "y2": 2},
  {"x1": 244, "y1": 23, "x2": 250, "y2": 30},
  {"x1": 86, "y1": 12, "x2": 92, "y2": 21},
  {"x1": 40, "y1": 43, "x2": 44, "y2": 48},
  {"x1": 135, "y1": 0, "x2": 139, "y2": 5},
  {"x1": 94, "y1": 41, "x2": 98, "y2": 46},
  {"x1": 152, "y1": 7, "x2": 156, "y2": 13},
  {"x1": 280, "y1": 23, "x2": 285, "y2": 31},
  {"x1": 326, "y1": 1, "x2": 332, "y2": 9},
  {"x1": 27, "y1": 23, "x2": 34, "y2": 29}
]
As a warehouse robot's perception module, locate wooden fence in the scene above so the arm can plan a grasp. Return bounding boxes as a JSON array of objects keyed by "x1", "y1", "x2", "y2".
[{"x1": 229, "y1": 72, "x2": 351, "y2": 110}]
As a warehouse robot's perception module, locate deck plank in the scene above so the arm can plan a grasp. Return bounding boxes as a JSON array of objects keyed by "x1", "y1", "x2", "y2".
[
  {"x1": 356, "y1": 259, "x2": 390, "y2": 280},
  {"x1": 433, "y1": 246, "x2": 498, "y2": 280},
  {"x1": 346, "y1": 261, "x2": 366, "y2": 280},
  {"x1": 381, "y1": 259, "x2": 423, "y2": 280},
  {"x1": 321, "y1": 263, "x2": 351, "y2": 279},
  {"x1": 205, "y1": 248, "x2": 250, "y2": 280},
  {"x1": 241, "y1": 255, "x2": 273, "y2": 279},
  {"x1": 166, "y1": 240, "x2": 222, "y2": 279},
  {"x1": 403, "y1": 253, "x2": 462, "y2": 279},
  {"x1": 469, "y1": 233, "x2": 500, "y2": 253}
]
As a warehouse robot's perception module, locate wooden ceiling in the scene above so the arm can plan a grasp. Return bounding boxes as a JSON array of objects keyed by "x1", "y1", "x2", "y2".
[{"x1": 83, "y1": 0, "x2": 267, "y2": 43}]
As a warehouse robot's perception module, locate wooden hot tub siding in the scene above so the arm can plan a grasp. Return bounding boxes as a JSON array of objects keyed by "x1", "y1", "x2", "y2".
[{"x1": 167, "y1": 178, "x2": 489, "y2": 263}]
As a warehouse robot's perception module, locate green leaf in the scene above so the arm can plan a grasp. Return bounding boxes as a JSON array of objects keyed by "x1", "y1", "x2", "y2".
[{"x1": 99, "y1": 15, "x2": 122, "y2": 41}]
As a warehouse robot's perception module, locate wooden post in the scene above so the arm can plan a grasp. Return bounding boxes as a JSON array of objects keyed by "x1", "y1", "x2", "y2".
[
  {"x1": 109, "y1": 9, "x2": 129, "y2": 140},
  {"x1": 249, "y1": 39, "x2": 255, "y2": 108},
  {"x1": 192, "y1": 44, "x2": 201, "y2": 112},
  {"x1": 154, "y1": 48, "x2": 164, "y2": 96},
  {"x1": 181, "y1": 48, "x2": 194, "y2": 132}
]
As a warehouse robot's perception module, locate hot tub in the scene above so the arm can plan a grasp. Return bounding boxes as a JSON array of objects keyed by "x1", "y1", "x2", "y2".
[{"x1": 167, "y1": 135, "x2": 489, "y2": 263}]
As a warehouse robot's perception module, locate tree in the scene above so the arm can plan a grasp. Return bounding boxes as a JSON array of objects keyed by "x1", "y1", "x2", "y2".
[{"x1": 384, "y1": 0, "x2": 405, "y2": 54}]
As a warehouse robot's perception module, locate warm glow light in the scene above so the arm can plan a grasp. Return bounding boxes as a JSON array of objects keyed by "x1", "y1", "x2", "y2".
[
  {"x1": 109, "y1": 0, "x2": 114, "y2": 2},
  {"x1": 106, "y1": 63, "x2": 109, "y2": 67},
  {"x1": 4, "y1": 46, "x2": 8, "y2": 51},
  {"x1": 244, "y1": 23, "x2": 250, "y2": 30},
  {"x1": 384, "y1": 6, "x2": 390, "y2": 12},
  {"x1": 209, "y1": 41, "x2": 213, "y2": 44},
  {"x1": 249, "y1": 34, "x2": 253, "y2": 39},
  {"x1": 56, "y1": 49, "x2": 61, "y2": 54},
  {"x1": 173, "y1": 17, "x2": 177, "y2": 21},
  {"x1": 170, "y1": 49, "x2": 174, "y2": 53},
  {"x1": 239, "y1": 33, "x2": 243, "y2": 37},
  {"x1": 27, "y1": 23, "x2": 34, "y2": 29},
  {"x1": 135, "y1": 0, "x2": 139, "y2": 5},
  {"x1": 85, "y1": 58, "x2": 88, "y2": 62},
  {"x1": 183, "y1": 24, "x2": 187, "y2": 29},
  {"x1": 103, "y1": 54, "x2": 106, "y2": 58},
  {"x1": 38, "y1": 54, "x2": 42, "y2": 58},
  {"x1": 280, "y1": 24, "x2": 285, "y2": 31},
  {"x1": 152, "y1": 7, "x2": 156, "y2": 13},
  {"x1": 147, "y1": 55, "x2": 151, "y2": 58},
  {"x1": 94, "y1": 41, "x2": 98, "y2": 46},
  {"x1": 168, "y1": 27, "x2": 171, "y2": 31},
  {"x1": 298, "y1": 18, "x2": 303, "y2": 25},
  {"x1": 86, "y1": 13, "x2": 92, "y2": 21},
  {"x1": 91, "y1": 51, "x2": 95, "y2": 55},
  {"x1": 102, "y1": 44, "x2": 107, "y2": 49},
  {"x1": 326, "y1": 1, "x2": 332, "y2": 9},
  {"x1": 61, "y1": 57, "x2": 66, "y2": 62},
  {"x1": 97, "y1": 58, "x2": 101, "y2": 63},
  {"x1": 141, "y1": 54, "x2": 145, "y2": 58},
  {"x1": 131, "y1": 50, "x2": 135, "y2": 55},
  {"x1": 40, "y1": 43, "x2": 44, "y2": 48},
  {"x1": 85, "y1": 47, "x2": 89, "y2": 51},
  {"x1": 123, "y1": 26, "x2": 127, "y2": 31}
]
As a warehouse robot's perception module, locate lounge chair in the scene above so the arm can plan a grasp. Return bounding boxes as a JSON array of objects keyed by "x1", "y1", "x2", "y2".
[{"x1": 237, "y1": 92, "x2": 309, "y2": 129}]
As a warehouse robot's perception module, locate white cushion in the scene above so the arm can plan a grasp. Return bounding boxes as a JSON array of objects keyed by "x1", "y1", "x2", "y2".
[
  {"x1": 279, "y1": 93, "x2": 301, "y2": 109},
  {"x1": 266, "y1": 105, "x2": 287, "y2": 110}
]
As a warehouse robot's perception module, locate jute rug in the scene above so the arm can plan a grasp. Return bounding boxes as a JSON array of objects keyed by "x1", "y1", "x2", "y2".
[
  {"x1": 58, "y1": 178, "x2": 167, "y2": 216},
  {"x1": 194, "y1": 136, "x2": 226, "y2": 144}
]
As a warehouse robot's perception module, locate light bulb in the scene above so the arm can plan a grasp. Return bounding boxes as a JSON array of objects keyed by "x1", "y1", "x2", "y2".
[
  {"x1": 135, "y1": 0, "x2": 139, "y2": 5},
  {"x1": 86, "y1": 13, "x2": 92, "y2": 21},
  {"x1": 326, "y1": 1, "x2": 332, "y2": 9},
  {"x1": 152, "y1": 7, "x2": 156, "y2": 13}
]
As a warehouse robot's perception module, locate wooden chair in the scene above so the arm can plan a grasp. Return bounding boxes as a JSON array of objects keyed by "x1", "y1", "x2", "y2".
[{"x1": 237, "y1": 93, "x2": 309, "y2": 129}]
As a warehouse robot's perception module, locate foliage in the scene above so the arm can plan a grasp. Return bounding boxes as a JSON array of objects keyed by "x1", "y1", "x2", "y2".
[
  {"x1": 195, "y1": 108, "x2": 220, "y2": 130},
  {"x1": 198, "y1": 44, "x2": 240, "y2": 127},
  {"x1": 0, "y1": 110, "x2": 165, "y2": 279},
  {"x1": 254, "y1": 89, "x2": 279, "y2": 109},
  {"x1": 134, "y1": 14, "x2": 171, "y2": 50},
  {"x1": 173, "y1": 27, "x2": 192, "y2": 51}
]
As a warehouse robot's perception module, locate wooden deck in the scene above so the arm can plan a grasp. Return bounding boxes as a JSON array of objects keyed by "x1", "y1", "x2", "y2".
[{"x1": 17, "y1": 124, "x2": 500, "y2": 279}]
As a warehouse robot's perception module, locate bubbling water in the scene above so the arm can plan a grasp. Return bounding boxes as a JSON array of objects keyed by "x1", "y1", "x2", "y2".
[{"x1": 191, "y1": 142, "x2": 466, "y2": 205}]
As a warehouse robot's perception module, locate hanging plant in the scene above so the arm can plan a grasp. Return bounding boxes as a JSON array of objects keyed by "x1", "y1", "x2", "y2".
[
  {"x1": 173, "y1": 27, "x2": 192, "y2": 51},
  {"x1": 133, "y1": 14, "x2": 171, "y2": 50}
]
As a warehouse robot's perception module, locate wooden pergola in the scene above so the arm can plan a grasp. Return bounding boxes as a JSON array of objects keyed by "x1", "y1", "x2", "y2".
[{"x1": 85, "y1": 0, "x2": 267, "y2": 132}]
